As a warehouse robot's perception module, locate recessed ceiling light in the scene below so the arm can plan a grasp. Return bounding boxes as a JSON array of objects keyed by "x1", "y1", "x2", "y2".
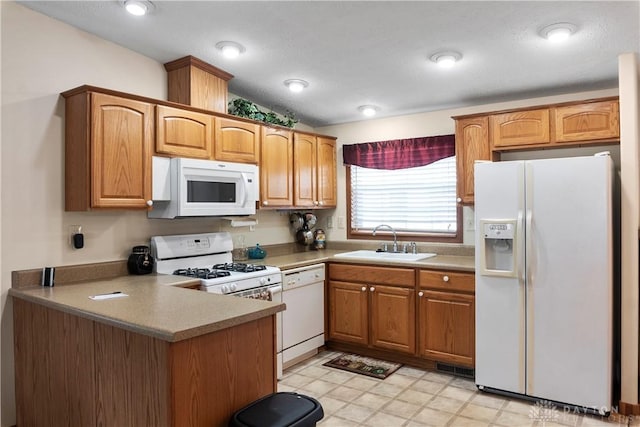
[
  {"x1": 358, "y1": 105, "x2": 379, "y2": 117},
  {"x1": 215, "y1": 41, "x2": 246, "y2": 59},
  {"x1": 123, "y1": 0, "x2": 153, "y2": 16},
  {"x1": 540, "y1": 23, "x2": 577, "y2": 43},
  {"x1": 430, "y1": 51, "x2": 462, "y2": 68},
  {"x1": 284, "y1": 79, "x2": 309, "y2": 93}
]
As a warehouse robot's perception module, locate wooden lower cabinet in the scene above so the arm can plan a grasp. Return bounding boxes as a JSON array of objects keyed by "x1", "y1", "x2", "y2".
[
  {"x1": 418, "y1": 290, "x2": 475, "y2": 367},
  {"x1": 327, "y1": 263, "x2": 475, "y2": 369},
  {"x1": 370, "y1": 284, "x2": 416, "y2": 353},
  {"x1": 418, "y1": 269, "x2": 475, "y2": 367},
  {"x1": 328, "y1": 264, "x2": 415, "y2": 354},
  {"x1": 13, "y1": 299, "x2": 276, "y2": 427},
  {"x1": 328, "y1": 280, "x2": 368, "y2": 345}
]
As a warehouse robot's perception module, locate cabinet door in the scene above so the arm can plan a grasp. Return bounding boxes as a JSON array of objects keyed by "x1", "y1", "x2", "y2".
[
  {"x1": 293, "y1": 133, "x2": 317, "y2": 207},
  {"x1": 155, "y1": 105, "x2": 213, "y2": 159},
  {"x1": 455, "y1": 116, "x2": 490, "y2": 204},
  {"x1": 328, "y1": 280, "x2": 368, "y2": 345},
  {"x1": 419, "y1": 290, "x2": 475, "y2": 367},
  {"x1": 260, "y1": 127, "x2": 293, "y2": 208},
  {"x1": 551, "y1": 100, "x2": 620, "y2": 143},
  {"x1": 490, "y1": 109, "x2": 550, "y2": 148},
  {"x1": 316, "y1": 136, "x2": 337, "y2": 208},
  {"x1": 214, "y1": 117, "x2": 260, "y2": 163},
  {"x1": 91, "y1": 93, "x2": 153, "y2": 208},
  {"x1": 370, "y1": 285, "x2": 415, "y2": 354}
]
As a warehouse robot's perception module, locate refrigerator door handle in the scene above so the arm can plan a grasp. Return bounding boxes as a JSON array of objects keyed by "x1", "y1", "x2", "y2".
[
  {"x1": 517, "y1": 210, "x2": 525, "y2": 285},
  {"x1": 525, "y1": 209, "x2": 533, "y2": 286}
]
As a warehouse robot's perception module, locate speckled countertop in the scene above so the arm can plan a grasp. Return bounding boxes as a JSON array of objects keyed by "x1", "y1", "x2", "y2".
[
  {"x1": 9, "y1": 247, "x2": 473, "y2": 344},
  {"x1": 9, "y1": 274, "x2": 284, "y2": 343}
]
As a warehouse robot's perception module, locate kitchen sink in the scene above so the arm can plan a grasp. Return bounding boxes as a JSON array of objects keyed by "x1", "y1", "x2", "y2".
[{"x1": 333, "y1": 250, "x2": 437, "y2": 262}]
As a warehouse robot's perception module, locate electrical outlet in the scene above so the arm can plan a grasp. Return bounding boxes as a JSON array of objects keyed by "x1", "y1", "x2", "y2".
[
  {"x1": 327, "y1": 216, "x2": 334, "y2": 229},
  {"x1": 465, "y1": 216, "x2": 475, "y2": 231},
  {"x1": 68, "y1": 225, "x2": 83, "y2": 249},
  {"x1": 337, "y1": 216, "x2": 345, "y2": 229}
]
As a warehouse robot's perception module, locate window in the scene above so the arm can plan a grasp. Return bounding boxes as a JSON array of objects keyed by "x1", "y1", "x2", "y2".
[{"x1": 347, "y1": 156, "x2": 461, "y2": 242}]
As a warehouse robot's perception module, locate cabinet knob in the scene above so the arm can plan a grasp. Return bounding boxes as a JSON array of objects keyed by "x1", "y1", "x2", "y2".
[
  {"x1": 263, "y1": 200, "x2": 269, "y2": 206},
  {"x1": 456, "y1": 197, "x2": 462, "y2": 203},
  {"x1": 369, "y1": 286, "x2": 375, "y2": 292},
  {"x1": 314, "y1": 201, "x2": 319, "y2": 206},
  {"x1": 418, "y1": 291, "x2": 424, "y2": 297},
  {"x1": 443, "y1": 275, "x2": 450, "y2": 282},
  {"x1": 361, "y1": 286, "x2": 367, "y2": 292},
  {"x1": 146, "y1": 200, "x2": 153, "y2": 207},
  {"x1": 318, "y1": 201, "x2": 324, "y2": 206}
]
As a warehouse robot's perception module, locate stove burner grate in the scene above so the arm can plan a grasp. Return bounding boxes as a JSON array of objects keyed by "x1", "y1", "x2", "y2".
[
  {"x1": 173, "y1": 268, "x2": 231, "y2": 279},
  {"x1": 212, "y1": 263, "x2": 267, "y2": 273}
]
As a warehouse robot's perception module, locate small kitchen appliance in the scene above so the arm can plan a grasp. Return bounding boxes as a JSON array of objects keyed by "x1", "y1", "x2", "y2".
[
  {"x1": 127, "y1": 245, "x2": 154, "y2": 275},
  {"x1": 148, "y1": 156, "x2": 259, "y2": 219},
  {"x1": 150, "y1": 232, "x2": 283, "y2": 377}
]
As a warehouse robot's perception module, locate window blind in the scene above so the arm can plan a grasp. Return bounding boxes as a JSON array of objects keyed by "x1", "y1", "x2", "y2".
[{"x1": 350, "y1": 156, "x2": 457, "y2": 234}]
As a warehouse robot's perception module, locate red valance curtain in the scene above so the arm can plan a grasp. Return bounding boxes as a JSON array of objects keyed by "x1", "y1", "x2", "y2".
[{"x1": 342, "y1": 134, "x2": 455, "y2": 170}]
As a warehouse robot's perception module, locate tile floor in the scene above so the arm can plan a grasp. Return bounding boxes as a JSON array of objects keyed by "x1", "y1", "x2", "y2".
[{"x1": 278, "y1": 351, "x2": 636, "y2": 427}]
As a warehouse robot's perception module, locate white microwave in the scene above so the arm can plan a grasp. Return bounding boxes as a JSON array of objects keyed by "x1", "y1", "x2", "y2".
[{"x1": 148, "y1": 157, "x2": 259, "y2": 218}]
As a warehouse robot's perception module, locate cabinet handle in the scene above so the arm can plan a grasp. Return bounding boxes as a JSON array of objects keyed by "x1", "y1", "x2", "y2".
[
  {"x1": 361, "y1": 286, "x2": 367, "y2": 292},
  {"x1": 369, "y1": 286, "x2": 375, "y2": 292},
  {"x1": 263, "y1": 200, "x2": 269, "y2": 206},
  {"x1": 146, "y1": 200, "x2": 153, "y2": 207},
  {"x1": 443, "y1": 275, "x2": 450, "y2": 282},
  {"x1": 418, "y1": 291, "x2": 424, "y2": 297}
]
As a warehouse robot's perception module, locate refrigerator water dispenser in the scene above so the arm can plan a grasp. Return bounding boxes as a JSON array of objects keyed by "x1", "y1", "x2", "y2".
[{"x1": 479, "y1": 220, "x2": 517, "y2": 277}]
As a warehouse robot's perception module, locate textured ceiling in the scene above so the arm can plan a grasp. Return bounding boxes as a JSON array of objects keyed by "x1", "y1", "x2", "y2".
[{"x1": 18, "y1": 1, "x2": 640, "y2": 127}]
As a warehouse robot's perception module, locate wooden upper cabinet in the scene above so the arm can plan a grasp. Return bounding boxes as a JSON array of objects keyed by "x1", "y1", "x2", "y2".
[
  {"x1": 214, "y1": 117, "x2": 260, "y2": 163},
  {"x1": 260, "y1": 127, "x2": 293, "y2": 208},
  {"x1": 552, "y1": 99, "x2": 619, "y2": 143},
  {"x1": 63, "y1": 90, "x2": 153, "y2": 210},
  {"x1": 155, "y1": 105, "x2": 213, "y2": 159},
  {"x1": 490, "y1": 109, "x2": 550, "y2": 148},
  {"x1": 293, "y1": 133, "x2": 318, "y2": 207},
  {"x1": 455, "y1": 116, "x2": 490, "y2": 205},
  {"x1": 164, "y1": 55, "x2": 233, "y2": 114},
  {"x1": 316, "y1": 136, "x2": 337, "y2": 208}
]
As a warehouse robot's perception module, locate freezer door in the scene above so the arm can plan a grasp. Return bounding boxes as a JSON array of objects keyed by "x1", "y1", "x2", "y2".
[
  {"x1": 525, "y1": 156, "x2": 612, "y2": 411},
  {"x1": 474, "y1": 161, "x2": 526, "y2": 394}
]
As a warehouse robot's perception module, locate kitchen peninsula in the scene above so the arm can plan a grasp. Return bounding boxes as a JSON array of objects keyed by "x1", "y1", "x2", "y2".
[{"x1": 9, "y1": 272, "x2": 284, "y2": 427}]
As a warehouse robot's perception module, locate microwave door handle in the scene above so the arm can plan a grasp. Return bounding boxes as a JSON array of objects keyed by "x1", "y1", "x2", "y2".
[{"x1": 240, "y1": 173, "x2": 250, "y2": 206}]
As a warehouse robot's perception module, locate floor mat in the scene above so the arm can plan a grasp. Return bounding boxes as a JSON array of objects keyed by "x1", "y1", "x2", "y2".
[{"x1": 323, "y1": 353, "x2": 403, "y2": 380}]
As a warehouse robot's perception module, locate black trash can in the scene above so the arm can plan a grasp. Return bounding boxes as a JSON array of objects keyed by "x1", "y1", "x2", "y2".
[{"x1": 229, "y1": 392, "x2": 324, "y2": 427}]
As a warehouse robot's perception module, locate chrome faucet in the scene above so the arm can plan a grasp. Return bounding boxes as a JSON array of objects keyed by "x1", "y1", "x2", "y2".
[{"x1": 372, "y1": 224, "x2": 398, "y2": 252}]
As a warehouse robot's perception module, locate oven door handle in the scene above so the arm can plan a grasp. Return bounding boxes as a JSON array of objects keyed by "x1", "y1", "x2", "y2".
[{"x1": 268, "y1": 285, "x2": 282, "y2": 301}]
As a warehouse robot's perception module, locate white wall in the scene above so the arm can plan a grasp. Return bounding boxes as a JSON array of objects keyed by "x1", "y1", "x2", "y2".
[{"x1": 0, "y1": 3, "x2": 294, "y2": 425}]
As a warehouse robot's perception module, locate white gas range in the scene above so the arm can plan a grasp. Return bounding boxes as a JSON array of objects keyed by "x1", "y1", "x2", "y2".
[
  {"x1": 150, "y1": 232, "x2": 282, "y2": 297},
  {"x1": 150, "y1": 232, "x2": 284, "y2": 378}
]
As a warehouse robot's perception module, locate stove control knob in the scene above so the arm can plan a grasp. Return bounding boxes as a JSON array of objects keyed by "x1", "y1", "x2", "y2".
[
  {"x1": 221, "y1": 285, "x2": 230, "y2": 294},
  {"x1": 259, "y1": 277, "x2": 267, "y2": 285},
  {"x1": 230, "y1": 283, "x2": 237, "y2": 292}
]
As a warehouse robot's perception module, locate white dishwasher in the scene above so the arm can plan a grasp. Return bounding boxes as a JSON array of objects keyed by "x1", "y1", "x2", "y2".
[{"x1": 281, "y1": 263, "x2": 326, "y2": 368}]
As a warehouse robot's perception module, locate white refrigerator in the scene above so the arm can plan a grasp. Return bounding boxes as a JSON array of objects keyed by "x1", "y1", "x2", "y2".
[{"x1": 474, "y1": 155, "x2": 613, "y2": 414}]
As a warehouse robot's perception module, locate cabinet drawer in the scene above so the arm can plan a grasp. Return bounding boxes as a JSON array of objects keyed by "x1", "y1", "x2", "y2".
[
  {"x1": 419, "y1": 270, "x2": 474, "y2": 293},
  {"x1": 329, "y1": 263, "x2": 415, "y2": 287}
]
